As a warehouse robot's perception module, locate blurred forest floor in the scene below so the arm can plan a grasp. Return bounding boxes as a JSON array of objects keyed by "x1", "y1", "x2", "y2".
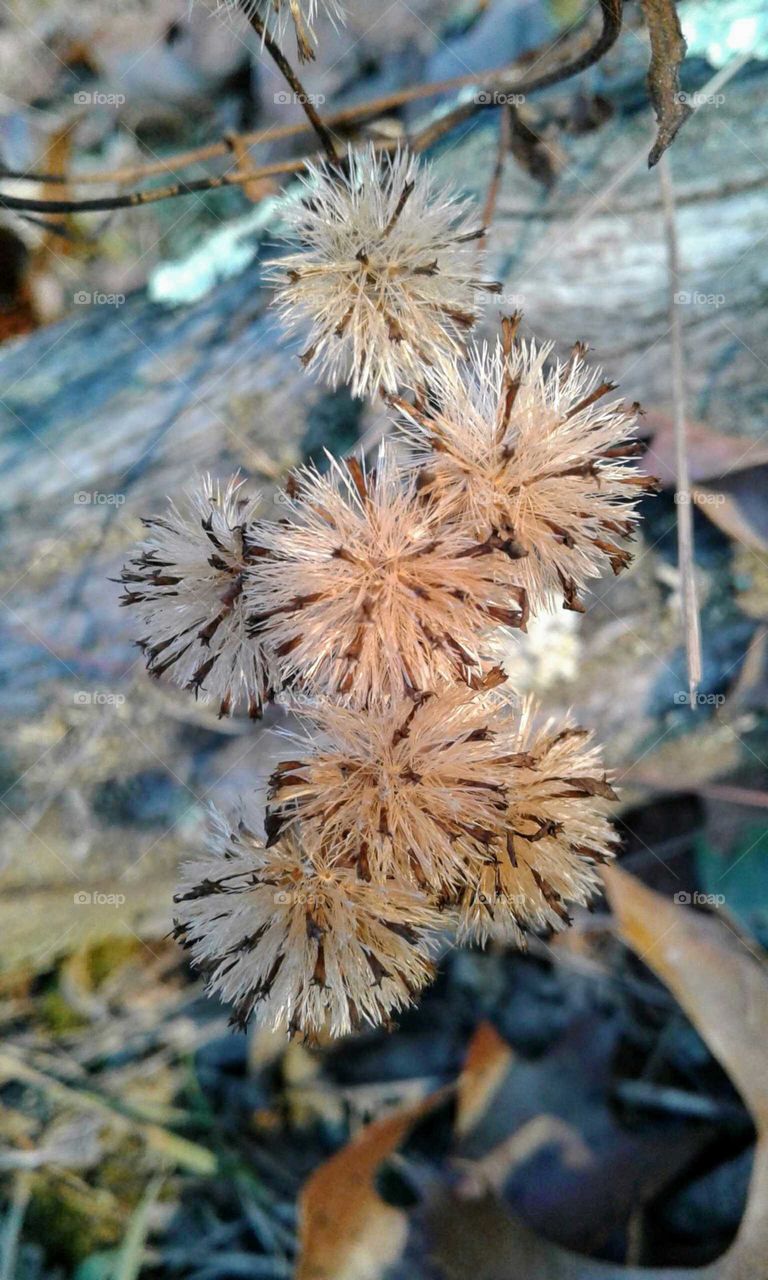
[{"x1": 1, "y1": 1, "x2": 768, "y2": 1277}]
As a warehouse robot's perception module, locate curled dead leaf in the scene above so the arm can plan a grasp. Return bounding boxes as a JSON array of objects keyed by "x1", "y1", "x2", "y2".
[
  {"x1": 602, "y1": 865, "x2": 768, "y2": 1278},
  {"x1": 297, "y1": 1086, "x2": 453, "y2": 1280},
  {"x1": 640, "y1": 0, "x2": 693, "y2": 166}
]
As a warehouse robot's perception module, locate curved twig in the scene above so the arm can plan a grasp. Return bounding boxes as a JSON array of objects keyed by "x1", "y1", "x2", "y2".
[
  {"x1": 0, "y1": 4, "x2": 622, "y2": 189},
  {"x1": 0, "y1": 1, "x2": 623, "y2": 216}
]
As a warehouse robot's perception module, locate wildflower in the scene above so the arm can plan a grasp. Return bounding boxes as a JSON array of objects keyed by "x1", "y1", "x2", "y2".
[
  {"x1": 397, "y1": 317, "x2": 656, "y2": 614},
  {"x1": 267, "y1": 144, "x2": 500, "y2": 397},
  {"x1": 173, "y1": 804, "x2": 440, "y2": 1036},
  {"x1": 266, "y1": 680, "x2": 525, "y2": 893},
  {"x1": 120, "y1": 475, "x2": 271, "y2": 718},
  {"x1": 455, "y1": 700, "x2": 617, "y2": 946},
  {"x1": 247, "y1": 444, "x2": 528, "y2": 703}
]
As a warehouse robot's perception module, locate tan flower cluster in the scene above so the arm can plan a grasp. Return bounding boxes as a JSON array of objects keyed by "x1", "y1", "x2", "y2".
[{"x1": 122, "y1": 144, "x2": 654, "y2": 1039}]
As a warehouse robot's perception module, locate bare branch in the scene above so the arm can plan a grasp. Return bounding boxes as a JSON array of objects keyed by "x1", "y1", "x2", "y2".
[{"x1": 0, "y1": 2, "x2": 624, "y2": 215}]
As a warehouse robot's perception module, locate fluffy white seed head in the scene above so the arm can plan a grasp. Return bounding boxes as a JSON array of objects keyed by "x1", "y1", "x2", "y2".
[
  {"x1": 173, "y1": 803, "x2": 441, "y2": 1037},
  {"x1": 398, "y1": 319, "x2": 657, "y2": 614},
  {"x1": 455, "y1": 699, "x2": 618, "y2": 946},
  {"x1": 246, "y1": 443, "x2": 528, "y2": 704},
  {"x1": 267, "y1": 144, "x2": 500, "y2": 397},
  {"x1": 120, "y1": 476, "x2": 272, "y2": 718}
]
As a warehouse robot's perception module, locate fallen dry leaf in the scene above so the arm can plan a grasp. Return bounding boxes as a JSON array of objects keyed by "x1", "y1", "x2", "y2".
[
  {"x1": 453, "y1": 1014, "x2": 706, "y2": 1255},
  {"x1": 455, "y1": 1020, "x2": 514, "y2": 1137},
  {"x1": 0, "y1": 225, "x2": 36, "y2": 343},
  {"x1": 602, "y1": 865, "x2": 768, "y2": 1278},
  {"x1": 602, "y1": 865, "x2": 768, "y2": 1131},
  {"x1": 642, "y1": 412, "x2": 768, "y2": 489},
  {"x1": 693, "y1": 471, "x2": 768, "y2": 555},
  {"x1": 643, "y1": 410, "x2": 768, "y2": 550},
  {"x1": 297, "y1": 1024, "x2": 516, "y2": 1279},
  {"x1": 428, "y1": 871, "x2": 768, "y2": 1278},
  {"x1": 297, "y1": 1085, "x2": 452, "y2": 1280}
]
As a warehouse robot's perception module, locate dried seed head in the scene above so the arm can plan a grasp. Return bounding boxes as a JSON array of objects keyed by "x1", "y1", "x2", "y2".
[
  {"x1": 267, "y1": 144, "x2": 499, "y2": 397},
  {"x1": 247, "y1": 444, "x2": 527, "y2": 703},
  {"x1": 455, "y1": 699, "x2": 618, "y2": 946},
  {"x1": 212, "y1": 0, "x2": 345, "y2": 61},
  {"x1": 120, "y1": 475, "x2": 272, "y2": 718},
  {"x1": 398, "y1": 324, "x2": 656, "y2": 613},
  {"x1": 173, "y1": 805, "x2": 440, "y2": 1037},
  {"x1": 267, "y1": 685, "x2": 520, "y2": 892}
]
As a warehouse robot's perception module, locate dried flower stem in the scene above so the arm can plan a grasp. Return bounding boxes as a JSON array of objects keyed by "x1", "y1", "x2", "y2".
[
  {"x1": 659, "y1": 152, "x2": 701, "y2": 705},
  {"x1": 240, "y1": 4, "x2": 340, "y2": 165},
  {"x1": 478, "y1": 104, "x2": 513, "y2": 256}
]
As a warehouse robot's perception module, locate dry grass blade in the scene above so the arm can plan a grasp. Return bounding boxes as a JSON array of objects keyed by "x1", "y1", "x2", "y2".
[
  {"x1": 659, "y1": 151, "x2": 702, "y2": 705},
  {"x1": 0, "y1": 1049, "x2": 217, "y2": 1176},
  {"x1": 0, "y1": 1172, "x2": 32, "y2": 1280},
  {"x1": 113, "y1": 1174, "x2": 166, "y2": 1280}
]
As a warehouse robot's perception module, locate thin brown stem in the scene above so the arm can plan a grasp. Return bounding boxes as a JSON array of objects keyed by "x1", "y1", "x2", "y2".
[
  {"x1": 244, "y1": 7, "x2": 339, "y2": 164},
  {"x1": 0, "y1": 159, "x2": 312, "y2": 214},
  {"x1": 478, "y1": 104, "x2": 513, "y2": 254},
  {"x1": 659, "y1": 151, "x2": 702, "y2": 706}
]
